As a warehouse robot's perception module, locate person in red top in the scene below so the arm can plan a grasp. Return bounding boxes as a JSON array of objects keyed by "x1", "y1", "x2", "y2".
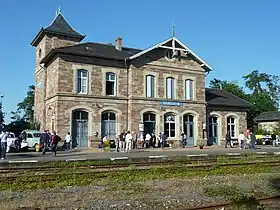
[{"x1": 51, "y1": 131, "x2": 61, "y2": 157}]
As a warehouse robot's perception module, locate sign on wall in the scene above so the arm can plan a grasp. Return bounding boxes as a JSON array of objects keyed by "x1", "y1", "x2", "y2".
[
  {"x1": 160, "y1": 101, "x2": 184, "y2": 106},
  {"x1": 36, "y1": 81, "x2": 42, "y2": 88}
]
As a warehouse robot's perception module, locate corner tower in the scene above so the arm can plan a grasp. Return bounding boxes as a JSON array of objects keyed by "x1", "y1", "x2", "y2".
[
  {"x1": 31, "y1": 11, "x2": 85, "y2": 71},
  {"x1": 31, "y1": 10, "x2": 85, "y2": 130}
]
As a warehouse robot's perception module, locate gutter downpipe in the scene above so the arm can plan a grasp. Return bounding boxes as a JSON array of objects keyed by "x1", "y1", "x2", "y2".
[{"x1": 125, "y1": 58, "x2": 129, "y2": 132}]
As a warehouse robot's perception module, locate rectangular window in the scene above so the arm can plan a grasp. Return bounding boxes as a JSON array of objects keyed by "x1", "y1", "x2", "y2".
[
  {"x1": 106, "y1": 73, "x2": 116, "y2": 96},
  {"x1": 166, "y1": 77, "x2": 174, "y2": 99},
  {"x1": 185, "y1": 79, "x2": 194, "y2": 100},
  {"x1": 77, "y1": 70, "x2": 88, "y2": 94},
  {"x1": 146, "y1": 75, "x2": 155, "y2": 97}
]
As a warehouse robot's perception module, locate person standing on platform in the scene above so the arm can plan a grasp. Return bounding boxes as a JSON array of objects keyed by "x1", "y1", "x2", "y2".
[
  {"x1": 125, "y1": 131, "x2": 133, "y2": 153},
  {"x1": 65, "y1": 132, "x2": 71, "y2": 150},
  {"x1": 225, "y1": 131, "x2": 233, "y2": 148}
]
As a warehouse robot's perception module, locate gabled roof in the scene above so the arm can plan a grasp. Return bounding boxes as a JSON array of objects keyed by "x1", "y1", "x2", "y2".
[
  {"x1": 128, "y1": 37, "x2": 213, "y2": 72},
  {"x1": 254, "y1": 111, "x2": 280, "y2": 122},
  {"x1": 40, "y1": 42, "x2": 141, "y2": 64},
  {"x1": 206, "y1": 88, "x2": 253, "y2": 108},
  {"x1": 31, "y1": 13, "x2": 85, "y2": 46}
]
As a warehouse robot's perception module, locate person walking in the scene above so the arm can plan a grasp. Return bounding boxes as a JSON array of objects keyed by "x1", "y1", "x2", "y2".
[
  {"x1": 151, "y1": 133, "x2": 156, "y2": 148},
  {"x1": 0, "y1": 131, "x2": 8, "y2": 160},
  {"x1": 225, "y1": 131, "x2": 233, "y2": 148},
  {"x1": 119, "y1": 131, "x2": 126, "y2": 152},
  {"x1": 115, "y1": 135, "x2": 120, "y2": 152},
  {"x1": 238, "y1": 132, "x2": 245, "y2": 150},
  {"x1": 160, "y1": 132, "x2": 167, "y2": 149},
  {"x1": 180, "y1": 133, "x2": 187, "y2": 148},
  {"x1": 249, "y1": 131, "x2": 256, "y2": 150},
  {"x1": 125, "y1": 131, "x2": 133, "y2": 153},
  {"x1": 40, "y1": 130, "x2": 50, "y2": 155},
  {"x1": 51, "y1": 131, "x2": 61, "y2": 157},
  {"x1": 65, "y1": 132, "x2": 71, "y2": 150}
]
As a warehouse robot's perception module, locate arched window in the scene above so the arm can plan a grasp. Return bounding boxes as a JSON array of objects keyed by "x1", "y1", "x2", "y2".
[
  {"x1": 185, "y1": 79, "x2": 194, "y2": 100},
  {"x1": 166, "y1": 77, "x2": 174, "y2": 99},
  {"x1": 106, "y1": 72, "x2": 116, "y2": 96},
  {"x1": 101, "y1": 112, "x2": 116, "y2": 139},
  {"x1": 227, "y1": 116, "x2": 236, "y2": 138},
  {"x1": 146, "y1": 75, "x2": 155, "y2": 98},
  {"x1": 77, "y1": 69, "x2": 88, "y2": 94},
  {"x1": 164, "y1": 113, "x2": 176, "y2": 137}
]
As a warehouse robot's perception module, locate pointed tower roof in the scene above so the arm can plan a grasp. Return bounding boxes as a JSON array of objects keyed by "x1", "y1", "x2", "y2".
[{"x1": 31, "y1": 12, "x2": 85, "y2": 46}]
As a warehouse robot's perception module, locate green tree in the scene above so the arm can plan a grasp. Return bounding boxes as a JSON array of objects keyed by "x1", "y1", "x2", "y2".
[
  {"x1": 16, "y1": 85, "x2": 34, "y2": 123},
  {"x1": 243, "y1": 70, "x2": 280, "y2": 108},
  {"x1": 0, "y1": 107, "x2": 4, "y2": 131},
  {"x1": 209, "y1": 70, "x2": 280, "y2": 128}
]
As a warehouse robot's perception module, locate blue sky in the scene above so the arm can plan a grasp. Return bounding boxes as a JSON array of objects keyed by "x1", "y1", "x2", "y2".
[{"x1": 1, "y1": 0, "x2": 279, "y2": 122}]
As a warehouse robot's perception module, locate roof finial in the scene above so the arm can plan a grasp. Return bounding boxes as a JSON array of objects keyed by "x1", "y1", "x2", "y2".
[
  {"x1": 56, "y1": 6, "x2": 61, "y2": 16},
  {"x1": 172, "y1": 23, "x2": 175, "y2": 37}
]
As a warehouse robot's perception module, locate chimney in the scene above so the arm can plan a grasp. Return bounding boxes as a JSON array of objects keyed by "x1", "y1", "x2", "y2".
[{"x1": 115, "y1": 37, "x2": 122, "y2": 51}]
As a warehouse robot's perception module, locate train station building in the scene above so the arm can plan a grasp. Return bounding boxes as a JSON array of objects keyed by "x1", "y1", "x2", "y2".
[{"x1": 32, "y1": 12, "x2": 252, "y2": 147}]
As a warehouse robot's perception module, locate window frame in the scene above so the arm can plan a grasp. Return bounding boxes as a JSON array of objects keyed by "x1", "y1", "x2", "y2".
[
  {"x1": 185, "y1": 79, "x2": 194, "y2": 100},
  {"x1": 166, "y1": 77, "x2": 175, "y2": 99},
  {"x1": 146, "y1": 75, "x2": 155, "y2": 98},
  {"x1": 105, "y1": 72, "x2": 117, "y2": 96},
  {"x1": 164, "y1": 113, "x2": 176, "y2": 138},
  {"x1": 227, "y1": 117, "x2": 236, "y2": 138},
  {"x1": 77, "y1": 69, "x2": 88, "y2": 94}
]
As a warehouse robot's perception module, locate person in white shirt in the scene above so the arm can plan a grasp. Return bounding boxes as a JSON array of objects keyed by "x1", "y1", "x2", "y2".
[
  {"x1": 145, "y1": 133, "x2": 151, "y2": 148},
  {"x1": 238, "y1": 132, "x2": 245, "y2": 150},
  {"x1": 65, "y1": 132, "x2": 71, "y2": 150},
  {"x1": 0, "y1": 131, "x2": 8, "y2": 159},
  {"x1": 125, "y1": 131, "x2": 133, "y2": 153}
]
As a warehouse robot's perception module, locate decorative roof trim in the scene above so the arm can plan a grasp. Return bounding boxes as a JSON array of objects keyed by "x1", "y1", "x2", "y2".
[{"x1": 128, "y1": 37, "x2": 213, "y2": 71}]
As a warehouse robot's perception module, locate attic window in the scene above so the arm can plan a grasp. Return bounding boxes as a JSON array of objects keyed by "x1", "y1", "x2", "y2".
[
  {"x1": 85, "y1": 46, "x2": 94, "y2": 51},
  {"x1": 38, "y1": 49, "x2": 42, "y2": 58},
  {"x1": 165, "y1": 50, "x2": 173, "y2": 59}
]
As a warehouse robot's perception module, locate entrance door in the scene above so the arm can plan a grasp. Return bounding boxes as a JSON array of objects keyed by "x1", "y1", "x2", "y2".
[
  {"x1": 183, "y1": 115, "x2": 194, "y2": 146},
  {"x1": 143, "y1": 113, "x2": 156, "y2": 135},
  {"x1": 72, "y1": 110, "x2": 88, "y2": 147},
  {"x1": 209, "y1": 117, "x2": 218, "y2": 145},
  {"x1": 101, "y1": 112, "x2": 116, "y2": 140}
]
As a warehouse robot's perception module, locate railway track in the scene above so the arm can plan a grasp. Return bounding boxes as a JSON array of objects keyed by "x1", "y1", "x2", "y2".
[
  {"x1": 183, "y1": 195, "x2": 280, "y2": 210},
  {"x1": 1, "y1": 160, "x2": 280, "y2": 184},
  {"x1": 0, "y1": 154, "x2": 273, "y2": 172}
]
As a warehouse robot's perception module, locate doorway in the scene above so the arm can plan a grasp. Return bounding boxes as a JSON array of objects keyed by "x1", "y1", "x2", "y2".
[
  {"x1": 183, "y1": 114, "x2": 194, "y2": 146},
  {"x1": 72, "y1": 110, "x2": 88, "y2": 147}
]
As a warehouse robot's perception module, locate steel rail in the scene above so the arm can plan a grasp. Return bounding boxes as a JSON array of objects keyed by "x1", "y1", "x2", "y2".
[
  {"x1": 182, "y1": 195, "x2": 280, "y2": 210},
  {"x1": 1, "y1": 160, "x2": 280, "y2": 184},
  {"x1": 0, "y1": 155, "x2": 274, "y2": 172}
]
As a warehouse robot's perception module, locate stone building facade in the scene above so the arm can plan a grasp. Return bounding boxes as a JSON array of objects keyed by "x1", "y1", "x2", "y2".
[{"x1": 31, "y1": 12, "x2": 252, "y2": 147}]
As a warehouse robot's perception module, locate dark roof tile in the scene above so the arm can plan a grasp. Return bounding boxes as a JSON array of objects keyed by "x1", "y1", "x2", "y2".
[
  {"x1": 44, "y1": 14, "x2": 84, "y2": 38},
  {"x1": 41, "y1": 42, "x2": 141, "y2": 64},
  {"x1": 206, "y1": 88, "x2": 252, "y2": 108},
  {"x1": 31, "y1": 13, "x2": 85, "y2": 46},
  {"x1": 254, "y1": 111, "x2": 280, "y2": 122}
]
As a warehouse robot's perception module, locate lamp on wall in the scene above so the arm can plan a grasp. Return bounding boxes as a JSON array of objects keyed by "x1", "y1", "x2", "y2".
[{"x1": 94, "y1": 103, "x2": 103, "y2": 109}]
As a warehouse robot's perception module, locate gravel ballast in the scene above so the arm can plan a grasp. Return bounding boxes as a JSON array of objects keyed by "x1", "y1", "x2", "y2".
[{"x1": 0, "y1": 172, "x2": 279, "y2": 210}]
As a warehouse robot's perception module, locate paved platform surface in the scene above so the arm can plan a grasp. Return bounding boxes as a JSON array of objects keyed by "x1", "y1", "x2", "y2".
[{"x1": 2, "y1": 146, "x2": 280, "y2": 163}]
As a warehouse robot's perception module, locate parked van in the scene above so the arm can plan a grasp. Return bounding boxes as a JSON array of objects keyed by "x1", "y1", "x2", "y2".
[{"x1": 23, "y1": 130, "x2": 42, "y2": 152}]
